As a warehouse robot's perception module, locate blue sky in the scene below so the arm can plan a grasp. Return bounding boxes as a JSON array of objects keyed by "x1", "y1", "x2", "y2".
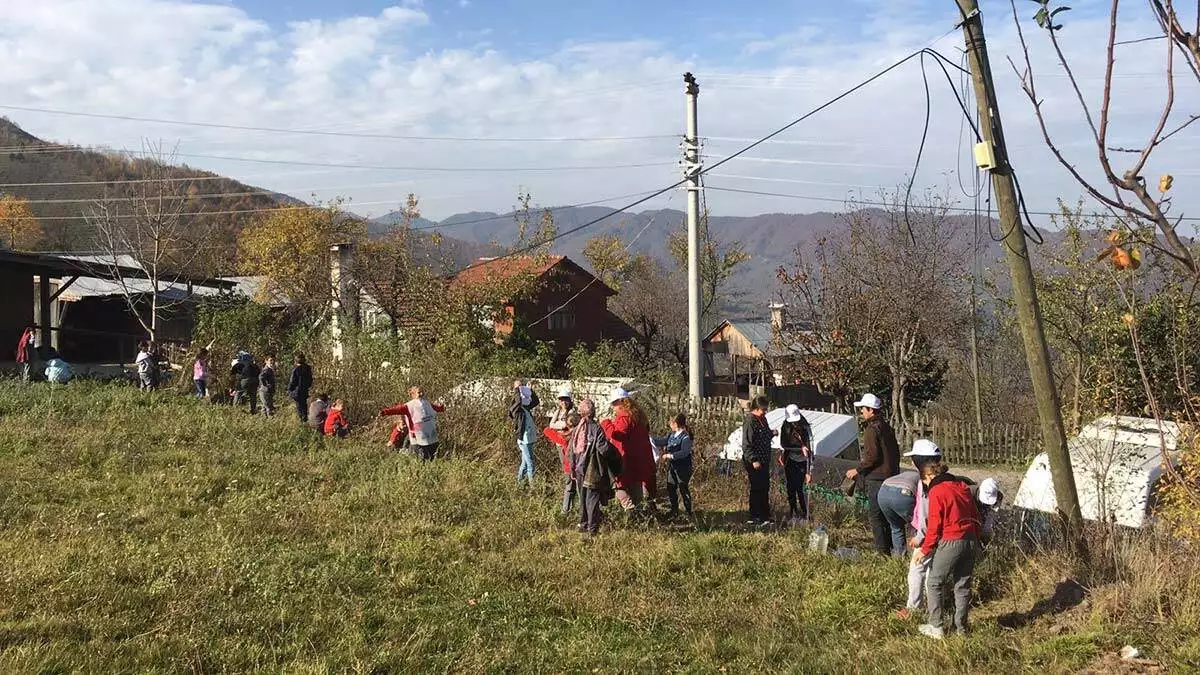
[{"x1": 1, "y1": 0, "x2": 1195, "y2": 227}]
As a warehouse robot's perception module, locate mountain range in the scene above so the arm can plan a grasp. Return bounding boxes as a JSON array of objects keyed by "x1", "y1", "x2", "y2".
[{"x1": 3, "y1": 117, "x2": 1023, "y2": 316}]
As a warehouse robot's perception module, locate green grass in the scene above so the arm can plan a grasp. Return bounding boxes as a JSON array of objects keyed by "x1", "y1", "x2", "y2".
[{"x1": 0, "y1": 381, "x2": 1194, "y2": 673}]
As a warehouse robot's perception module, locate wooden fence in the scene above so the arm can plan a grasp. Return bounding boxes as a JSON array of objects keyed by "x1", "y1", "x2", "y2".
[{"x1": 898, "y1": 419, "x2": 1041, "y2": 467}]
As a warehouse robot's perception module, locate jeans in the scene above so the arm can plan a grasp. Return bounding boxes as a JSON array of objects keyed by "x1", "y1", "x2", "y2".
[
  {"x1": 864, "y1": 479, "x2": 891, "y2": 555},
  {"x1": 139, "y1": 373, "x2": 154, "y2": 391},
  {"x1": 579, "y1": 487, "x2": 605, "y2": 535},
  {"x1": 562, "y1": 475, "x2": 578, "y2": 514},
  {"x1": 412, "y1": 443, "x2": 437, "y2": 461},
  {"x1": 194, "y1": 379, "x2": 207, "y2": 398},
  {"x1": 878, "y1": 484, "x2": 916, "y2": 556},
  {"x1": 744, "y1": 459, "x2": 771, "y2": 522},
  {"x1": 784, "y1": 460, "x2": 809, "y2": 519},
  {"x1": 926, "y1": 538, "x2": 980, "y2": 632},
  {"x1": 259, "y1": 388, "x2": 275, "y2": 416},
  {"x1": 908, "y1": 551, "x2": 932, "y2": 610},
  {"x1": 517, "y1": 441, "x2": 535, "y2": 484}
]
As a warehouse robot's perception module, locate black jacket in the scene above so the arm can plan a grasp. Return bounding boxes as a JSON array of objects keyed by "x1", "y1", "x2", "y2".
[
  {"x1": 859, "y1": 417, "x2": 901, "y2": 481},
  {"x1": 741, "y1": 413, "x2": 774, "y2": 464},
  {"x1": 259, "y1": 366, "x2": 276, "y2": 392},
  {"x1": 288, "y1": 364, "x2": 313, "y2": 397}
]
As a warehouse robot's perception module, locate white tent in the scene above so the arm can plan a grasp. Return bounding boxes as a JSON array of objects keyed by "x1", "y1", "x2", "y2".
[
  {"x1": 718, "y1": 408, "x2": 859, "y2": 461},
  {"x1": 1013, "y1": 416, "x2": 1184, "y2": 529}
]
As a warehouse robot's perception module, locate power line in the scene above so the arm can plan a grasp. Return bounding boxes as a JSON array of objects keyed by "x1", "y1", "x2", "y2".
[
  {"x1": 0, "y1": 104, "x2": 677, "y2": 143},
  {"x1": 0, "y1": 146, "x2": 677, "y2": 173},
  {"x1": 527, "y1": 192, "x2": 676, "y2": 328},
  {"x1": 704, "y1": 184, "x2": 1200, "y2": 222}
]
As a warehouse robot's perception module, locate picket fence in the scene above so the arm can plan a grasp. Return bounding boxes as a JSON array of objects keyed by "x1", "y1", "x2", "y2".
[{"x1": 898, "y1": 419, "x2": 1041, "y2": 467}]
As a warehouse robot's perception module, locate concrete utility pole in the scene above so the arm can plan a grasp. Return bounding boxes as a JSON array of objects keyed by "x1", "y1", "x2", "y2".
[
  {"x1": 684, "y1": 72, "x2": 703, "y2": 400},
  {"x1": 956, "y1": 0, "x2": 1084, "y2": 530}
]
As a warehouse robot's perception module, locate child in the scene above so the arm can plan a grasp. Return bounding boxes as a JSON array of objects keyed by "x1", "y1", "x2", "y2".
[
  {"x1": 308, "y1": 393, "x2": 330, "y2": 432},
  {"x1": 975, "y1": 477, "x2": 1003, "y2": 545},
  {"x1": 258, "y1": 357, "x2": 277, "y2": 416},
  {"x1": 380, "y1": 387, "x2": 446, "y2": 460},
  {"x1": 653, "y1": 413, "x2": 694, "y2": 518},
  {"x1": 510, "y1": 380, "x2": 540, "y2": 485},
  {"x1": 915, "y1": 456, "x2": 983, "y2": 640},
  {"x1": 193, "y1": 348, "x2": 210, "y2": 399},
  {"x1": 545, "y1": 410, "x2": 582, "y2": 515},
  {"x1": 741, "y1": 396, "x2": 774, "y2": 526},
  {"x1": 777, "y1": 404, "x2": 812, "y2": 525},
  {"x1": 135, "y1": 341, "x2": 155, "y2": 391},
  {"x1": 324, "y1": 399, "x2": 350, "y2": 438}
]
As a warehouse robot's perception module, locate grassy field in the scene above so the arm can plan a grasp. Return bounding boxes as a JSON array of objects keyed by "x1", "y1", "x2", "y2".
[{"x1": 0, "y1": 381, "x2": 1195, "y2": 673}]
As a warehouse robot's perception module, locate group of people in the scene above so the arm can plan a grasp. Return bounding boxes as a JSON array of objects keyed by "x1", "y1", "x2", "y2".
[
  {"x1": 831, "y1": 392, "x2": 1003, "y2": 639},
  {"x1": 508, "y1": 381, "x2": 696, "y2": 535},
  {"x1": 15, "y1": 325, "x2": 73, "y2": 384}
]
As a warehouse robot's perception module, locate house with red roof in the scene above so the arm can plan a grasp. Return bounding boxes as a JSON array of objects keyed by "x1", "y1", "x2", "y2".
[{"x1": 450, "y1": 254, "x2": 636, "y2": 365}]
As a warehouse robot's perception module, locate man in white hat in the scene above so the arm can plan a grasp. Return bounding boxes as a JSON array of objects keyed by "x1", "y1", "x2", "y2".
[{"x1": 845, "y1": 393, "x2": 901, "y2": 555}]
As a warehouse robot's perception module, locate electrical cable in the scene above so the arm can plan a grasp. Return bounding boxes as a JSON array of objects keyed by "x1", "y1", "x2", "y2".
[{"x1": 0, "y1": 103, "x2": 677, "y2": 143}]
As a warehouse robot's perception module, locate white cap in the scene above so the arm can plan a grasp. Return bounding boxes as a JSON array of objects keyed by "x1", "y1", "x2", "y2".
[
  {"x1": 785, "y1": 404, "x2": 805, "y2": 423},
  {"x1": 556, "y1": 385, "x2": 573, "y2": 399},
  {"x1": 978, "y1": 478, "x2": 1001, "y2": 506},
  {"x1": 903, "y1": 439, "x2": 942, "y2": 457},
  {"x1": 853, "y1": 393, "x2": 882, "y2": 410},
  {"x1": 609, "y1": 387, "x2": 634, "y2": 404}
]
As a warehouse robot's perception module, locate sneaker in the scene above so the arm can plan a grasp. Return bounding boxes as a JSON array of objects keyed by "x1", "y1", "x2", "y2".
[
  {"x1": 576, "y1": 523, "x2": 587, "y2": 532},
  {"x1": 746, "y1": 518, "x2": 762, "y2": 526},
  {"x1": 918, "y1": 624, "x2": 945, "y2": 640},
  {"x1": 896, "y1": 608, "x2": 912, "y2": 620},
  {"x1": 759, "y1": 520, "x2": 775, "y2": 528}
]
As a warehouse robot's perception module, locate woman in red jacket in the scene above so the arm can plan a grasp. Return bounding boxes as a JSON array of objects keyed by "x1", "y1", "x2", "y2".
[
  {"x1": 600, "y1": 388, "x2": 655, "y2": 511},
  {"x1": 914, "y1": 458, "x2": 982, "y2": 640}
]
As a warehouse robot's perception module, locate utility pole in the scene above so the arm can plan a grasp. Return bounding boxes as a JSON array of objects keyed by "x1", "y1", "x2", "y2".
[
  {"x1": 684, "y1": 72, "x2": 703, "y2": 400},
  {"x1": 956, "y1": 0, "x2": 1084, "y2": 532}
]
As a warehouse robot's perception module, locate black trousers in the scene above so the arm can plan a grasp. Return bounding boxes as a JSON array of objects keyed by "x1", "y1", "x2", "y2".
[
  {"x1": 579, "y1": 487, "x2": 605, "y2": 534},
  {"x1": 784, "y1": 460, "x2": 809, "y2": 519},
  {"x1": 666, "y1": 468, "x2": 693, "y2": 514},
  {"x1": 412, "y1": 443, "x2": 438, "y2": 461},
  {"x1": 744, "y1": 460, "x2": 771, "y2": 521},
  {"x1": 294, "y1": 392, "x2": 309, "y2": 423},
  {"x1": 864, "y1": 479, "x2": 891, "y2": 555}
]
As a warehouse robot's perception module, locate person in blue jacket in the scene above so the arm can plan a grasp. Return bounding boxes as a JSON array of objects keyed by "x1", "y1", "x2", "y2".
[{"x1": 653, "y1": 413, "x2": 694, "y2": 518}]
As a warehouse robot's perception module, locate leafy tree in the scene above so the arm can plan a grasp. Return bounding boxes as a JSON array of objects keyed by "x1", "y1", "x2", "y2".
[
  {"x1": 357, "y1": 194, "x2": 444, "y2": 338},
  {"x1": 666, "y1": 208, "x2": 750, "y2": 325},
  {"x1": 582, "y1": 232, "x2": 635, "y2": 291},
  {"x1": 237, "y1": 199, "x2": 366, "y2": 315},
  {"x1": 0, "y1": 195, "x2": 42, "y2": 251}
]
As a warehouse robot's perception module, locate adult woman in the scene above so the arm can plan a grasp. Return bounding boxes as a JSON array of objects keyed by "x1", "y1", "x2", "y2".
[
  {"x1": 878, "y1": 470, "x2": 920, "y2": 557},
  {"x1": 509, "y1": 380, "x2": 540, "y2": 485},
  {"x1": 546, "y1": 386, "x2": 576, "y2": 513},
  {"x1": 193, "y1": 348, "x2": 210, "y2": 399},
  {"x1": 778, "y1": 404, "x2": 812, "y2": 524},
  {"x1": 569, "y1": 399, "x2": 618, "y2": 536},
  {"x1": 600, "y1": 388, "x2": 654, "y2": 511},
  {"x1": 652, "y1": 413, "x2": 694, "y2": 518},
  {"x1": 742, "y1": 396, "x2": 774, "y2": 526}
]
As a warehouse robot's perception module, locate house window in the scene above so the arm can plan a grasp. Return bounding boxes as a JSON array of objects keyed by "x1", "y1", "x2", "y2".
[{"x1": 547, "y1": 309, "x2": 576, "y2": 331}]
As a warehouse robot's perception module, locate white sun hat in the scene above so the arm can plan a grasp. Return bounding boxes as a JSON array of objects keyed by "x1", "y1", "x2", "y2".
[
  {"x1": 557, "y1": 385, "x2": 573, "y2": 399},
  {"x1": 609, "y1": 387, "x2": 634, "y2": 404},
  {"x1": 852, "y1": 393, "x2": 883, "y2": 410},
  {"x1": 978, "y1": 478, "x2": 1001, "y2": 506},
  {"x1": 785, "y1": 404, "x2": 805, "y2": 423},
  {"x1": 903, "y1": 439, "x2": 942, "y2": 457}
]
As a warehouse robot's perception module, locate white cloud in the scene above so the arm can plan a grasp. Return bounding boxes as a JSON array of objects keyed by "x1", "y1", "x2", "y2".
[{"x1": 0, "y1": 0, "x2": 1195, "y2": 233}]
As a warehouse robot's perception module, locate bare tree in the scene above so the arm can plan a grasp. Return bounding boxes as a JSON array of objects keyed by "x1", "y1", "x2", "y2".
[
  {"x1": 777, "y1": 192, "x2": 971, "y2": 425},
  {"x1": 87, "y1": 143, "x2": 209, "y2": 342},
  {"x1": 357, "y1": 194, "x2": 444, "y2": 338},
  {"x1": 1009, "y1": 0, "x2": 1200, "y2": 278}
]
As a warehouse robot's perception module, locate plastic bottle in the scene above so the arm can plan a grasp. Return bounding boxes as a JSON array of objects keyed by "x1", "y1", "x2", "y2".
[{"x1": 809, "y1": 525, "x2": 830, "y2": 554}]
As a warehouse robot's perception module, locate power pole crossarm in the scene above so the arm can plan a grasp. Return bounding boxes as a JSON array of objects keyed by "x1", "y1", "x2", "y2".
[
  {"x1": 955, "y1": 0, "x2": 1085, "y2": 533},
  {"x1": 684, "y1": 73, "x2": 704, "y2": 400}
]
